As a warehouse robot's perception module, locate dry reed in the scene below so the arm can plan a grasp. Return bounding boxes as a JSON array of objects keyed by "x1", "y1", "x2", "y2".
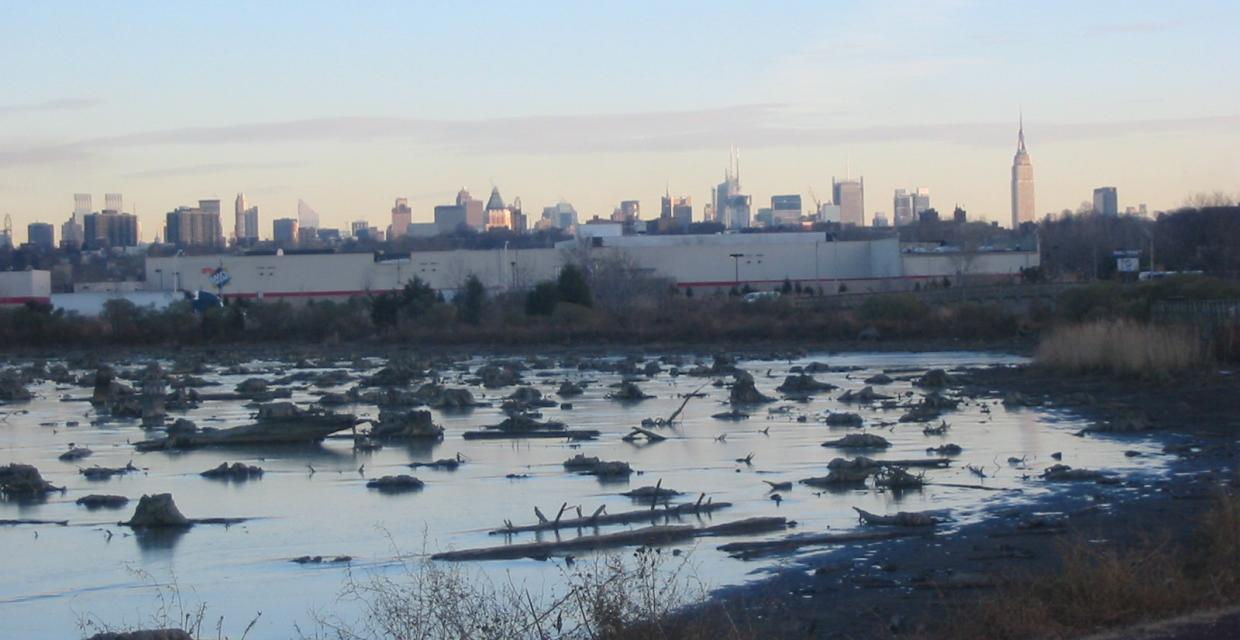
[{"x1": 1035, "y1": 320, "x2": 1206, "y2": 377}]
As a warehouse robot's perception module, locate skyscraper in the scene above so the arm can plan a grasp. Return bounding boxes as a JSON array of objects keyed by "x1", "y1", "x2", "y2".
[
  {"x1": 485, "y1": 187, "x2": 511, "y2": 230},
  {"x1": 1093, "y1": 187, "x2": 1118, "y2": 216},
  {"x1": 770, "y1": 195, "x2": 802, "y2": 226},
  {"x1": 297, "y1": 199, "x2": 320, "y2": 230},
  {"x1": 104, "y1": 193, "x2": 123, "y2": 213},
  {"x1": 832, "y1": 176, "x2": 865, "y2": 226},
  {"x1": 390, "y1": 197, "x2": 412, "y2": 239},
  {"x1": 1011, "y1": 119, "x2": 1035, "y2": 228},
  {"x1": 713, "y1": 148, "x2": 750, "y2": 230},
  {"x1": 457, "y1": 189, "x2": 485, "y2": 229},
  {"x1": 164, "y1": 203, "x2": 224, "y2": 248},
  {"x1": 234, "y1": 194, "x2": 247, "y2": 242}
]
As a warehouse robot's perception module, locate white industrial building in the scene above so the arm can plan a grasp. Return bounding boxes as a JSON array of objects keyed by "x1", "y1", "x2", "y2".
[
  {"x1": 144, "y1": 232, "x2": 1038, "y2": 302},
  {"x1": 0, "y1": 271, "x2": 51, "y2": 306}
]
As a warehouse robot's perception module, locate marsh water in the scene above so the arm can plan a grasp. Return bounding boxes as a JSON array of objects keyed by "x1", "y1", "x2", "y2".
[{"x1": 0, "y1": 351, "x2": 1167, "y2": 637}]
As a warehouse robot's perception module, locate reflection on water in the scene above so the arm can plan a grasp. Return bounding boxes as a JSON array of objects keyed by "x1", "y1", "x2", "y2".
[{"x1": 0, "y1": 351, "x2": 1169, "y2": 637}]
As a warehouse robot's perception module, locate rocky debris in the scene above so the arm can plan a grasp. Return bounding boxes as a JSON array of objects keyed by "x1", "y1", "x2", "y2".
[
  {"x1": 914, "y1": 369, "x2": 950, "y2": 388},
  {"x1": 372, "y1": 409, "x2": 444, "y2": 440},
  {"x1": 709, "y1": 354, "x2": 740, "y2": 376},
  {"x1": 200, "y1": 462, "x2": 264, "y2": 481},
  {"x1": 163, "y1": 386, "x2": 200, "y2": 412},
  {"x1": 874, "y1": 466, "x2": 925, "y2": 488},
  {"x1": 729, "y1": 372, "x2": 774, "y2": 405},
  {"x1": 409, "y1": 383, "x2": 477, "y2": 410},
  {"x1": 557, "y1": 381, "x2": 584, "y2": 397},
  {"x1": 81, "y1": 462, "x2": 139, "y2": 480},
  {"x1": 349, "y1": 386, "x2": 423, "y2": 407},
  {"x1": 508, "y1": 387, "x2": 554, "y2": 405},
  {"x1": 864, "y1": 373, "x2": 894, "y2": 385},
  {"x1": 854, "y1": 506, "x2": 939, "y2": 527},
  {"x1": 76, "y1": 494, "x2": 130, "y2": 509},
  {"x1": 234, "y1": 377, "x2": 269, "y2": 397},
  {"x1": 711, "y1": 409, "x2": 750, "y2": 421},
  {"x1": 621, "y1": 485, "x2": 681, "y2": 500},
  {"x1": 607, "y1": 381, "x2": 653, "y2": 401},
  {"x1": 124, "y1": 493, "x2": 190, "y2": 528},
  {"x1": 802, "y1": 466, "x2": 873, "y2": 487},
  {"x1": 821, "y1": 433, "x2": 891, "y2": 449},
  {"x1": 134, "y1": 403, "x2": 354, "y2": 451},
  {"x1": 85, "y1": 630, "x2": 194, "y2": 640},
  {"x1": 922, "y1": 421, "x2": 950, "y2": 436},
  {"x1": 313, "y1": 370, "x2": 352, "y2": 388},
  {"x1": 776, "y1": 374, "x2": 837, "y2": 394},
  {"x1": 410, "y1": 454, "x2": 464, "y2": 471},
  {"x1": 899, "y1": 405, "x2": 943, "y2": 423},
  {"x1": 920, "y1": 392, "x2": 960, "y2": 411},
  {"x1": 318, "y1": 392, "x2": 349, "y2": 406},
  {"x1": 166, "y1": 418, "x2": 198, "y2": 436},
  {"x1": 563, "y1": 454, "x2": 633, "y2": 477},
  {"x1": 366, "y1": 475, "x2": 424, "y2": 493},
  {"x1": 58, "y1": 446, "x2": 93, "y2": 462},
  {"x1": 362, "y1": 362, "x2": 425, "y2": 387},
  {"x1": 475, "y1": 363, "x2": 522, "y2": 388},
  {"x1": 838, "y1": 386, "x2": 891, "y2": 404},
  {"x1": 0, "y1": 371, "x2": 33, "y2": 402},
  {"x1": 1039, "y1": 464, "x2": 1111, "y2": 482},
  {"x1": 291, "y1": 555, "x2": 352, "y2": 564},
  {"x1": 824, "y1": 412, "x2": 864, "y2": 427},
  {"x1": 0, "y1": 463, "x2": 62, "y2": 496},
  {"x1": 926, "y1": 443, "x2": 963, "y2": 455}
]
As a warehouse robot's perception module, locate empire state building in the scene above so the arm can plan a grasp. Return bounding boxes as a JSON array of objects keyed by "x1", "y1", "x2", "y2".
[{"x1": 1011, "y1": 120, "x2": 1035, "y2": 228}]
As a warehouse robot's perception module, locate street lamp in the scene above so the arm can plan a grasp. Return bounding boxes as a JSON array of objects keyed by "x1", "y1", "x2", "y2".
[{"x1": 729, "y1": 253, "x2": 744, "y2": 287}]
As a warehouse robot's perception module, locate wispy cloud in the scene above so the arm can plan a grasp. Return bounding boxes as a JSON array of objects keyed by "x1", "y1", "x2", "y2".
[
  {"x1": 2, "y1": 107, "x2": 1237, "y2": 170},
  {"x1": 121, "y1": 161, "x2": 305, "y2": 179},
  {"x1": 0, "y1": 98, "x2": 103, "y2": 116}
]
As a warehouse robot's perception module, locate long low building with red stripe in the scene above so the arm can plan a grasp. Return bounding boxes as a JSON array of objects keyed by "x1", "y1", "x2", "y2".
[{"x1": 144, "y1": 233, "x2": 1038, "y2": 302}]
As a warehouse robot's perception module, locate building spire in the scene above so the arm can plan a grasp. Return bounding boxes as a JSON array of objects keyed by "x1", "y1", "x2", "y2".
[{"x1": 1018, "y1": 110, "x2": 1026, "y2": 152}]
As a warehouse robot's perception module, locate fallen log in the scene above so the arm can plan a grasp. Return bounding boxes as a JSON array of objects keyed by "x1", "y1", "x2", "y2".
[
  {"x1": 718, "y1": 529, "x2": 930, "y2": 559},
  {"x1": 0, "y1": 518, "x2": 69, "y2": 526},
  {"x1": 621, "y1": 426, "x2": 667, "y2": 442},
  {"x1": 489, "y1": 498, "x2": 732, "y2": 534},
  {"x1": 438, "y1": 517, "x2": 787, "y2": 561},
  {"x1": 462, "y1": 429, "x2": 600, "y2": 440},
  {"x1": 134, "y1": 405, "x2": 355, "y2": 451},
  {"x1": 853, "y1": 507, "x2": 939, "y2": 527}
]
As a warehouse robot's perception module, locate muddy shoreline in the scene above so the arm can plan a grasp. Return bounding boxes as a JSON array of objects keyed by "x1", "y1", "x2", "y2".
[{"x1": 708, "y1": 366, "x2": 1240, "y2": 639}]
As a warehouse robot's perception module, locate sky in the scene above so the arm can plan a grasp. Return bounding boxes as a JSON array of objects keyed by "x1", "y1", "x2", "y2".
[{"x1": 1, "y1": 0, "x2": 1238, "y2": 240}]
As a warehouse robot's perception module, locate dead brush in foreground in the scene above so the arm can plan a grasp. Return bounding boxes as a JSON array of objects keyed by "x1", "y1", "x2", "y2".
[
  {"x1": 302, "y1": 545, "x2": 755, "y2": 640},
  {"x1": 941, "y1": 490, "x2": 1240, "y2": 640},
  {"x1": 1035, "y1": 320, "x2": 1206, "y2": 377}
]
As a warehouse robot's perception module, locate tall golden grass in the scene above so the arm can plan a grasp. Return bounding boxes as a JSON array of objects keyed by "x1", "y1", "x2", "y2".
[{"x1": 1035, "y1": 320, "x2": 1206, "y2": 377}]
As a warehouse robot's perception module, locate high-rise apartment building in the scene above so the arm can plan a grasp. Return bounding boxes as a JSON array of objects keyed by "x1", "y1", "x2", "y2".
[
  {"x1": 893, "y1": 187, "x2": 931, "y2": 226},
  {"x1": 83, "y1": 211, "x2": 139, "y2": 249},
  {"x1": 27, "y1": 223, "x2": 55, "y2": 250},
  {"x1": 832, "y1": 176, "x2": 865, "y2": 226},
  {"x1": 390, "y1": 198, "x2": 412, "y2": 239},
  {"x1": 770, "y1": 194, "x2": 802, "y2": 227},
  {"x1": 273, "y1": 218, "x2": 300, "y2": 246},
  {"x1": 1011, "y1": 119, "x2": 1035, "y2": 228},
  {"x1": 1093, "y1": 187, "x2": 1118, "y2": 216},
  {"x1": 658, "y1": 193, "x2": 692, "y2": 231},
  {"x1": 434, "y1": 204, "x2": 467, "y2": 233},
  {"x1": 164, "y1": 200, "x2": 224, "y2": 248}
]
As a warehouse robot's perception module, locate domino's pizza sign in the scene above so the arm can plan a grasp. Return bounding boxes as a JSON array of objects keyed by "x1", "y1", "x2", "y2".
[{"x1": 208, "y1": 267, "x2": 232, "y2": 288}]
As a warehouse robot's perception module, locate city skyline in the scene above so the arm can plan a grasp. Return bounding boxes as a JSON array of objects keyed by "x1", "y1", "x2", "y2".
[{"x1": 2, "y1": 1, "x2": 1238, "y2": 235}]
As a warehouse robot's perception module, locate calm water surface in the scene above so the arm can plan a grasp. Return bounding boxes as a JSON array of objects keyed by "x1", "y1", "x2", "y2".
[{"x1": 0, "y1": 351, "x2": 1166, "y2": 637}]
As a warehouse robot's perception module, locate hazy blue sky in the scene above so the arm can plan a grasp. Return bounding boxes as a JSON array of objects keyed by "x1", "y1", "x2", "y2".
[{"x1": 2, "y1": 0, "x2": 1238, "y2": 238}]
